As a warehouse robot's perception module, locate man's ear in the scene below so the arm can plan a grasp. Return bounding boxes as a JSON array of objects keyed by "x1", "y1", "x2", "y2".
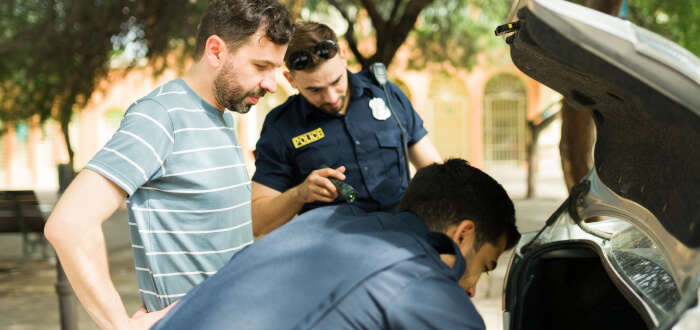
[
  {"x1": 204, "y1": 35, "x2": 227, "y2": 69},
  {"x1": 283, "y1": 70, "x2": 298, "y2": 89},
  {"x1": 447, "y1": 220, "x2": 476, "y2": 255},
  {"x1": 339, "y1": 46, "x2": 348, "y2": 67}
]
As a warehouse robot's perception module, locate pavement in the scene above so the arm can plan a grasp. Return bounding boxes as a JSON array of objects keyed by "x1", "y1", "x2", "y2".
[{"x1": 0, "y1": 162, "x2": 568, "y2": 330}]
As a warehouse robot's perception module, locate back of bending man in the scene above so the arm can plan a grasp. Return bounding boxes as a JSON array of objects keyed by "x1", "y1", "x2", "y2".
[
  {"x1": 44, "y1": 1, "x2": 294, "y2": 328},
  {"x1": 153, "y1": 158, "x2": 520, "y2": 329},
  {"x1": 251, "y1": 22, "x2": 443, "y2": 236}
]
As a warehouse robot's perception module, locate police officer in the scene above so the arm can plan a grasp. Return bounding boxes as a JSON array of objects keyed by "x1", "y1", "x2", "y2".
[{"x1": 251, "y1": 22, "x2": 442, "y2": 236}]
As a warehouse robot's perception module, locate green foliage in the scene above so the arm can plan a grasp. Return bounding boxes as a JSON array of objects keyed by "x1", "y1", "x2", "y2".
[
  {"x1": 0, "y1": 0, "x2": 204, "y2": 159},
  {"x1": 626, "y1": 0, "x2": 700, "y2": 57},
  {"x1": 409, "y1": 0, "x2": 511, "y2": 70}
]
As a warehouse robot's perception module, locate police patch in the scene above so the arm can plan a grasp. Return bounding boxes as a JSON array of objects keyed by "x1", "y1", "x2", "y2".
[{"x1": 292, "y1": 128, "x2": 325, "y2": 149}]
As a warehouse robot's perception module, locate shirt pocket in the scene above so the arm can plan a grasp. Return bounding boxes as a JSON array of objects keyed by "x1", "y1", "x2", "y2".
[{"x1": 375, "y1": 130, "x2": 403, "y2": 180}]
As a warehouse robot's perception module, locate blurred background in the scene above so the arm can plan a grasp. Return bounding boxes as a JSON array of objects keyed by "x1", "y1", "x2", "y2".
[
  {"x1": 0, "y1": 0, "x2": 697, "y2": 329},
  {"x1": 0, "y1": 0, "x2": 697, "y2": 192}
]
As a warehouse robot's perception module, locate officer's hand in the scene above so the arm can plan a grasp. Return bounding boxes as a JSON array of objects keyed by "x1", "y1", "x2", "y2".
[{"x1": 297, "y1": 166, "x2": 346, "y2": 204}]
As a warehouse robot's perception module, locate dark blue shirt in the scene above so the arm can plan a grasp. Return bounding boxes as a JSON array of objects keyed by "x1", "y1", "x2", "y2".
[
  {"x1": 252, "y1": 70, "x2": 428, "y2": 214},
  {"x1": 152, "y1": 205, "x2": 486, "y2": 330}
]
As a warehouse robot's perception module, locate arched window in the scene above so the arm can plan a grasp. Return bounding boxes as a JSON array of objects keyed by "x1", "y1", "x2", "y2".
[{"x1": 483, "y1": 74, "x2": 527, "y2": 167}]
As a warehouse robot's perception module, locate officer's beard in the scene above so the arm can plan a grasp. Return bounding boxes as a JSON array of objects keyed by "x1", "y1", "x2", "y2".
[{"x1": 317, "y1": 93, "x2": 348, "y2": 115}]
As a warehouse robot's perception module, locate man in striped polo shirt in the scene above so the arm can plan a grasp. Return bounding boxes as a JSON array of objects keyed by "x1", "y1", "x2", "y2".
[{"x1": 44, "y1": 1, "x2": 294, "y2": 328}]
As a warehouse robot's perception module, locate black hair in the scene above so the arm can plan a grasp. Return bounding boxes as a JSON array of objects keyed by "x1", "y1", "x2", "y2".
[
  {"x1": 194, "y1": 0, "x2": 295, "y2": 61},
  {"x1": 397, "y1": 158, "x2": 520, "y2": 250}
]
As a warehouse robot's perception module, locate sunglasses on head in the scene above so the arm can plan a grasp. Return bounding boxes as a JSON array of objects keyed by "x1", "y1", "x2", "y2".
[{"x1": 286, "y1": 40, "x2": 338, "y2": 71}]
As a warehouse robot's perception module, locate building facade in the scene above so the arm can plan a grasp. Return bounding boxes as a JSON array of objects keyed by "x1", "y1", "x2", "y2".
[{"x1": 1, "y1": 56, "x2": 560, "y2": 191}]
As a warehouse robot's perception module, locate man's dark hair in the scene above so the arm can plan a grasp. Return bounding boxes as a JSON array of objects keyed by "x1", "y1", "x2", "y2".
[
  {"x1": 285, "y1": 22, "x2": 338, "y2": 72},
  {"x1": 194, "y1": 0, "x2": 295, "y2": 61},
  {"x1": 397, "y1": 158, "x2": 520, "y2": 251}
]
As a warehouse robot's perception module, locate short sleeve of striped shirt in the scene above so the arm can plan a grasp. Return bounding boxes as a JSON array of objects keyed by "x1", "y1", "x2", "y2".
[{"x1": 85, "y1": 100, "x2": 173, "y2": 196}]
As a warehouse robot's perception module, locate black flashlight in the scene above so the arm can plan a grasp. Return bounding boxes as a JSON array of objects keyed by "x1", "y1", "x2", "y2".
[{"x1": 319, "y1": 164, "x2": 357, "y2": 203}]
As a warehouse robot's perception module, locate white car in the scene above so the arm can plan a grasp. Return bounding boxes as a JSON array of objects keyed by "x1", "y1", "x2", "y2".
[{"x1": 499, "y1": 0, "x2": 700, "y2": 329}]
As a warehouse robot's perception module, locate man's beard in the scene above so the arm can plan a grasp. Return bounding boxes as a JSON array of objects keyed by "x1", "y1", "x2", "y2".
[
  {"x1": 458, "y1": 245, "x2": 477, "y2": 290},
  {"x1": 213, "y1": 61, "x2": 266, "y2": 114},
  {"x1": 316, "y1": 93, "x2": 347, "y2": 115}
]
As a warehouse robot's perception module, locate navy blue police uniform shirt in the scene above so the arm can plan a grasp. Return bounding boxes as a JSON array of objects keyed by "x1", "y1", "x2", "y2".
[
  {"x1": 252, "y1": 69, "x2": 428, "y2": 214},
  {"x1": 152, "y1": 205, "x2": 486, "y2": 330}
]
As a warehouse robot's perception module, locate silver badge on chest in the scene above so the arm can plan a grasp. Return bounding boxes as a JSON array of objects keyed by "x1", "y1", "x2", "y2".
[{"x1": 369, "y1": 97, "x2": 391, "y2": 121}]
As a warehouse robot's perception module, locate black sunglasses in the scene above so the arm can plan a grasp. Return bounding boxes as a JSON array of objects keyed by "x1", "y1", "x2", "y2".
[{"x1": 286, "y1": 40, "x2": 338, "y2": 71}]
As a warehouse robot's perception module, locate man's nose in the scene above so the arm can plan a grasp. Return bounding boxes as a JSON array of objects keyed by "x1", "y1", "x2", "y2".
[
  {"x1": 323, "y1": 88, "x2": 337, "y2": 103},
  {"x1": 260, "y1": 72, "x2": 277, "y2": 94},
  {"x1": 466, "y1": 286, "x2": 476, "y2": 298}
]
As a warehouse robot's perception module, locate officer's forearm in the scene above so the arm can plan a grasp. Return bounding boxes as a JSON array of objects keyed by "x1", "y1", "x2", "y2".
[{"x1": 251, "y1": 187, "x2": 305, "y2": 236}]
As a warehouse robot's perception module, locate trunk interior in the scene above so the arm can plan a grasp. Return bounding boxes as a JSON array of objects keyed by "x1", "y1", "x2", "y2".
[{"x1": 506, "y1": 242, "x2": 649, "y2": 329}]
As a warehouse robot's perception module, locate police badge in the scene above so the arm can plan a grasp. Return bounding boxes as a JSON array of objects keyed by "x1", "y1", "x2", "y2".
[{"x1": 369, "y1": 97, "x2": 391, "y2": 120}]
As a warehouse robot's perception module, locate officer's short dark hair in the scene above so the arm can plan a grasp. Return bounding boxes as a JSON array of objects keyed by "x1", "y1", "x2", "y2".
[
  {"x1": 397, "y1": 159, "x2": 520, "y2": 251},
  {"x1": 194, "y1": 0, "x2": 295, "y2": 61},
  {"x1": 284, "y1": 22, "x2": 338, "y2": 73}
]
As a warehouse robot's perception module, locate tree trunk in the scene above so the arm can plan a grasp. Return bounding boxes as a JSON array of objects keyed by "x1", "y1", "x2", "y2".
[
  {"x1": 560, "y1": 0, "x2": 623, "y2": 190},
  {"x1": 559, "y1": 101, "x2": 595, "y2": 190}
]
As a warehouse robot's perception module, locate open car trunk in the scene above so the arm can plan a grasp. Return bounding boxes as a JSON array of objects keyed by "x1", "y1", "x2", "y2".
[
  {"x1": 500, "y1": 0, "x2": 700, "y2": 328},
  {"x1": 505, "y1": 241, "x2": 648, "y2": 329}
]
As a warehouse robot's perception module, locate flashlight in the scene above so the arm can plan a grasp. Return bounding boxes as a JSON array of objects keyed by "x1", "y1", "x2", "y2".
[{"x1": 319, "y1": 164, "x2": 357, "y2": 203}]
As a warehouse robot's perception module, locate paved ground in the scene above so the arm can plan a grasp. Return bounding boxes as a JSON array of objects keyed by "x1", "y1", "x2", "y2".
[{"x1": 0, "y1": 163, "x2": 568, "y2": 329}]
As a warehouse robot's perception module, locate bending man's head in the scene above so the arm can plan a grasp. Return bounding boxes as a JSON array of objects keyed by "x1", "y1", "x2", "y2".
[{"x1": 398, "y1": 158, "x2": 520, "y2": 296}]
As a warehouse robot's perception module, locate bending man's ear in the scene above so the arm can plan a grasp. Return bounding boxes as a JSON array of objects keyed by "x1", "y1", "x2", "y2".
[{"x1": 446, "y1": 220, "x2": 476, "y2": 257}]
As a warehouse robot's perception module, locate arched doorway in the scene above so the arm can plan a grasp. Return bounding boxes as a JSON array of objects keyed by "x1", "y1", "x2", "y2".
[
  {"x1": 426, "y1": 75, "x2": 469, "y2": 161},
  {"x1": 483, "y1": 74, "x2": 527, "y2": 167}
]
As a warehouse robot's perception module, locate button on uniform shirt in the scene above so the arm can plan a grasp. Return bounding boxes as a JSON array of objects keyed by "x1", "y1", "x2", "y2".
[
  {"x1": 152, "y1": 205, "x2": 486, "y2": 330},
  {"x1": 85, "y1": 79, "x2": 253, "y2": 311},
  {"x1": 253, "y1": 70, "x2": 429, "y2": 214}
]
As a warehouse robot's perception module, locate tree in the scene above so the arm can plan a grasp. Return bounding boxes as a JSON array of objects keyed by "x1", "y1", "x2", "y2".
[
  {"x1": 313, "y1": 0, "x2": 510, "y2": 70},
  {"x1": 626, "y1": 0, "x2": 700, "y2": 57},
  {"x1": 0, "y1": 0, "x2": 205, "y2": 167}
]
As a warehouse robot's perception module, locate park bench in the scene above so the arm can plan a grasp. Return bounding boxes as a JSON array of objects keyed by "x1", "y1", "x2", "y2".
[{"x1": 0, "y1": 190, "x2": 49, "y2": 262}]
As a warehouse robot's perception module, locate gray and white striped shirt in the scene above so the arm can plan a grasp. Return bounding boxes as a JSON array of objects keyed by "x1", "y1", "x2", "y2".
[{"x1": 86, "y1": 78, "x2": 253, "y2": 311}]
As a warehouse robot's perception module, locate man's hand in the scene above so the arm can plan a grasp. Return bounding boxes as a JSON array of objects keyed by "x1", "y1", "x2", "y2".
[
  {"x1": 251, "y1": 165, "x2": 347, "y2": 236},
  {"x1": 130, "y1": 301, "x2": 179, "y2": 329},
  {"x1": 294, "y1": 166, "x2": 346, "y2": 204}
]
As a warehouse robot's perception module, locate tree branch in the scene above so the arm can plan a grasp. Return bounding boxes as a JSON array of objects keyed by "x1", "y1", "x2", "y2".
[
  {"x1": 326, "y1": 0, "x2": 367, "y2": 67},
  {"x1": 372, "y1": 0, "x2": 432, "y2": 67},
  {"x1": 359, "y1": 0, "x2": 387, "y2": 38},
  {"x1": 389, "y1": 0, "x2": 403, "y2": 27}
]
